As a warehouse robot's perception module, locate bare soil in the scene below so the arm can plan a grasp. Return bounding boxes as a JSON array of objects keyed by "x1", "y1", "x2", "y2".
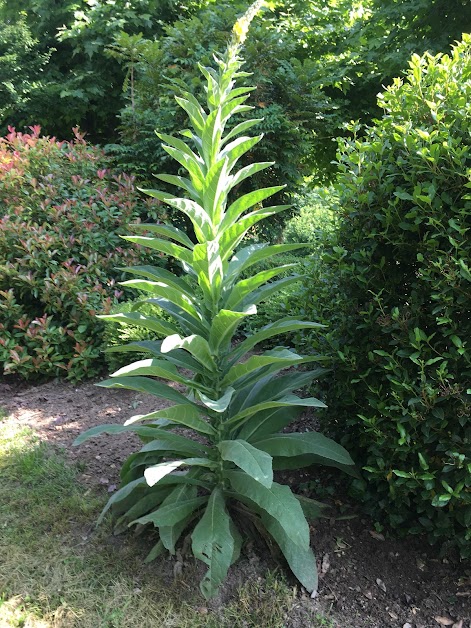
[{"x1": 0, "y1": 376, "x2": 469, "y2": 628}]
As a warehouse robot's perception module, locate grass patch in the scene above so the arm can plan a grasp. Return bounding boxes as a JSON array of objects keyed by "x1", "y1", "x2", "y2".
[{"x1": 0, "y1": 423, "x2": 332, "y2": 627}]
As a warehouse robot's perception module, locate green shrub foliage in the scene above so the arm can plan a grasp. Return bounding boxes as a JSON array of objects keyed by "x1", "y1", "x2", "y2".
[
  {"x1": 311, "y1": 39, "x2": 471, "y2": 556},
  {"x1": 75, "y1": 3, "x2": 355, "y2": 598},
  {"x1": 0, "y1": 126, "x2": 161, "y2": 380}
]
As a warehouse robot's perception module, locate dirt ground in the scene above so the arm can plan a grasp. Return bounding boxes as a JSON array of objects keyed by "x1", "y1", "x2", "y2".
[{"x1": 0, "y1": 376, "x2": 469, "y2": 628}]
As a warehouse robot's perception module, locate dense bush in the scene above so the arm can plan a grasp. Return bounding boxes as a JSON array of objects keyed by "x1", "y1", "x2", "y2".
[
  {"x1": 0, "y1": 126, "x2": 162, "y2": 380},
  {"x1": 301, "y1": 39, "x2": 471, "y2": 556}
]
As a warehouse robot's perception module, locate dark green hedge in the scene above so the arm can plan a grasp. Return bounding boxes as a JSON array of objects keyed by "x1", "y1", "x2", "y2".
[{"x1": 303, "y1": 38, "x2": 471, "y2": 557}]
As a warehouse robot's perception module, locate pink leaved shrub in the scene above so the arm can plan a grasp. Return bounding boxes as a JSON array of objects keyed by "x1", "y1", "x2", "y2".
[{"x1": 0, "y1": 126, "x2": 163, "y2": 380}]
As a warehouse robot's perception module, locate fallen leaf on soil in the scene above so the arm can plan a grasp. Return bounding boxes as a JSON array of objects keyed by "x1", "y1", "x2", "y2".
[
  {"x1": 416, "y1": 557, "x2": 426, "y2": 571},
  {"x1": 375, "y1": 578, "x2": 387, "y2": 593},
  {"x1": 369, "y1": 530, "x2": 385, "y2": 541},
  {"x1": 434, "y1": 617, "x2": 455, "y2": 626},
  {"x1": 320, "y1": 553, "x2": 330, "y2": 577},
  {"x1": 364, "y1": 591, "x2": 373, "y2": 600}
]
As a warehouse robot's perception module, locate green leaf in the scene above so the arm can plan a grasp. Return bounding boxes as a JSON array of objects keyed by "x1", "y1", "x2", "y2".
[
  {"x1": 202, "y1": 157, "x2": 230, "y2": 225},
  {"x1": 160, "y1": 513, "x2": 194, "y2": 555},
  {"x1": 105, "y1": 341, "x2": 207, "y2": 375},
  {"x1": 237, "y1": 406, "x2": 302, "y2": 443},
  {"x1": 224, "y1": 264, "x2": 298, "y2": 310},
  {"x1": 119, "y1": 280, "x2": 203, "y2": 323},
  {"x1": 222, "y1": 135, "x2": 263, "y2": 171},
  {"x1": 218, "y1": 440, "x2": 273, "y2": 488},
  {"x1": 153, "y1": 173, "x2": 200, "y2": 201},
  {"x1": 110, "y1": 358, "x2": 190, "y2": 385},
  {"x1": 115, "y1": 488, "x2": 172, "y2": 529},
  {"x1": 222, "y1": 118, "x2": 263, "y2": 145},
  {"x1": 164, "y1": 197, "x2": 214, "y2": 242},
  {"x1": 209, "y1": 307, "x2": 256, "y2": 353},
  {"x1": 296, "y1": 495, "x2": 328, "y2": 521},
  {"x1": 254, "y1": 432, "x2": 355, "y2": 467},
  {"x1": 133, "y1": 496, "x2": 207, "y2": 527},
  {"x1": 219, "y1": 205, "x2": 291, "y2": 260},
  {"x1": 226, "y1": 395, "x2": 326, "y2": 427},
  {"x1": 121, "y1": 265, "x2": 195, "y2": 298},
  {"x1": 226, "y1": 243, "x2": 308, "y2": 280},
  {"x1": 123, "y1": 403, "x2": 215, "y2": 436},
  {"x1": 139, "y1": 432, "x2": 207, "y2": 457},
  {"x1": 121, "y1": 236, "x2": 194, "y2": 265},
  {"x1": 221, "y1": 349, "x2": 304, "y2": 387},
  {"x1": 191, "y1": 488, "x2": 235, "y2": 599},
  {"x1": 199, "y1": 387, "x2": 235, "y2": 413},
  {"x1": 96, "y1": 477, "x2": 145, "y2": 525},
  {"x1": 98, "y1": 312, "x2": 178, "y2": 337},
  {"x1": 229, "y1": 318, "x2": 325, "y2": 362},
  {"x1": 229, "y1": 161, "x2": 273, "y2": 189},
  {"x1": 261, "y1": 511, "x2": 317, "y2": 594},
  {"x1": 225, "y1": 471, "x2": 309, "y2": 548},
  {"x1": 221, "y1": 186, "x2": 284, "y2": 230},
  {"x1": 129, "y1": 223, "x2": 194, "y2": 249},
  {"x1": 96, "y1": 376, "x2": 194, "y2": 407},
  {"x1": 161, "y1": 334, "x2": 217, "y2": 372},
  {"x1": 192, "y1": 241, "x2": 223, "y2": 306},
  {"x1": 72, "y1": 423, "x2": 158, "y2": 446},
  {"x1": 174, "y1": 95, "x2": 206, "y2": 132},
  {"x1": 144, "y1": 458, "x2": 215, "y2": 487}
]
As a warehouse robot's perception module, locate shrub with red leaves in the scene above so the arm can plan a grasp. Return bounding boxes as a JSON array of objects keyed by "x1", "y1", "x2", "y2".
[{"x1": 0, "y1": 126, "x2": 163, "y2": 380}]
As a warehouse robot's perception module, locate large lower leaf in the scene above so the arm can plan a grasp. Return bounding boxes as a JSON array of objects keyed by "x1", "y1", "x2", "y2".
[
  {"x1": 236, "y1": 406, "x2": 302, "y2": 442},
  {"x1": 159, "y1": 484, "x2": 198, "y2": 554},
  {"x1": 96, "y1": 477, "x2": 145, "y2": 525},
  {"x1": 218, "y1": 440, "x2": 273, "y2": 488},
  {"x1": 132, "y1": 496, "x2": 207, "y2": 527},
  {"x1": 261, "y1": 511, "x2": 318, "y2": 594},
  {"x1": 138, "y1": 432, "x2": 207, "y2": 457},
  {"x1": 72, "y1": 423, "x2": 184, "y2": 447},
  {"x1": 225, "y1": 471, "x2": 309, "y2": 549},
  {"x1": 254, "y1": 432, "x2": 355, "y2": 467},
  {"x1": 191, "y1": 488, "x2": 235, "y2": 599}
]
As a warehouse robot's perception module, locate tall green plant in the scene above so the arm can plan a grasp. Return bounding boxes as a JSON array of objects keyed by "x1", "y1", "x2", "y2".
[{"x1": 75, "y1": 1, "x2": 355, "y2": 598}]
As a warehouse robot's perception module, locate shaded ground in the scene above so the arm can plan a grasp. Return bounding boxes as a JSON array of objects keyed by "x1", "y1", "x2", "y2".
[{"x1": 0, "y1": 376, "x2": 469, "y2": 628}]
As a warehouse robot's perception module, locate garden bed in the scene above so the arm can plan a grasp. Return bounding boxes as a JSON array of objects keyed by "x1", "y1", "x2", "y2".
[{"x1": 0, "y1": 377, "x2": 469, "y2": 628}]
